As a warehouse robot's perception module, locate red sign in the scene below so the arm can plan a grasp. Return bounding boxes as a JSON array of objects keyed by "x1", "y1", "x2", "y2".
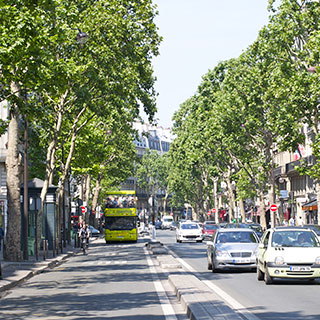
[
  {"x1": 212, "y1": 208, "x2": 217, "y2": 214},
  {"x1": 270, "y1": 204, "x2": 278, "y2": 212},
  {"x1": 81, "y1": 206, "x2": 86, "y2": 214},
  {"x1": 208, "y1": 211, "x2": 211, "y2": 216}
]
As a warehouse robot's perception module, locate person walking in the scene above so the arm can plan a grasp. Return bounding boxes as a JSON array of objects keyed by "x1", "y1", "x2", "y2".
[
  {"x1": 297, "y1": 216, "x2": 304, "y2": 227},
  {"x1": 289, "y1": 216, "x2": 295, "y2": 226}
]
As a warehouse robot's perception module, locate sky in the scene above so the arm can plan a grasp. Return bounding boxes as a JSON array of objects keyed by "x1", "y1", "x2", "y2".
[{"x1": 151, "y1": 0, "x2": 271, "y2": 128}]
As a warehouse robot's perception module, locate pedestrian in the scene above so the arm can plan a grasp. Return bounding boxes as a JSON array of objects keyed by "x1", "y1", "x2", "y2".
[
  {"x1": 289, "y1": 216, "x2": 295, "y2": 226},
  {"x1": 0, "y1": 226, "x2": 4, "y2": 251},
  {"x1": 297, "y1": 216, "x2": 304, "y2": 227}
]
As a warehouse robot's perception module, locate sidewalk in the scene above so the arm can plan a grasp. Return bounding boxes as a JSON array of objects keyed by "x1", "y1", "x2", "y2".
[{"x1": 0, "y1": 238, "x2": 95, "y2": 295}]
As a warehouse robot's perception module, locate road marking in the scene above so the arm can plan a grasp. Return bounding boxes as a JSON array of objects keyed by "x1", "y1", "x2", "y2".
[
  {"x1": 144, "y1": 248, "x2": 178, "y2": 320},
  {"x1": 174, "y1": 255, "x2": 260, "y2": 320},
  {"x1": 84, "y1": 260, "x2": 127, "y2": 265}
]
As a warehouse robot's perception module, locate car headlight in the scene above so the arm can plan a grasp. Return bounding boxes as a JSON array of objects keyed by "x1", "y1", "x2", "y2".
[
  {"x1": 315, "y1": 257, "x2": 320, "y2": 265},
  {"x1": 275, "y1": 256, "x2": 285, "y2": 265},
  {"x1": 216, "y1": 250, "x2": 229, "y2": 257}
]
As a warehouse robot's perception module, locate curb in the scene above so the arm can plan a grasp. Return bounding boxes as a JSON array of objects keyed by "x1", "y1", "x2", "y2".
[{"x1": 0, "y1": 250, "x2": 76, "y2": 294}]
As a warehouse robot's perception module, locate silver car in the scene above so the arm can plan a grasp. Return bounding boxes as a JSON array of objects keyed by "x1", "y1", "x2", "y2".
[{"x1": 206, "y1": 228, "x2": 259, "y2": 272}]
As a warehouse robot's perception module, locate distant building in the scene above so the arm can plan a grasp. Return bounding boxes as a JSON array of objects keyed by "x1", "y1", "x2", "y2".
[
  {"x1": 133, "y1": 121, "x2": 173, "y2": 157},
  {"x1": 122, "y1": 121, "x2": 174, "y2": 216}
]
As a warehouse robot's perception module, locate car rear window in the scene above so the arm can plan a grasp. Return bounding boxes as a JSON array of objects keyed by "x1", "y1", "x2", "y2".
[
  {"x1": 181, "y1": 224, "x2": 199, "y2": 230},
  {"x1": 216, "y1": 231, "x2": 257, "y2": 243}
]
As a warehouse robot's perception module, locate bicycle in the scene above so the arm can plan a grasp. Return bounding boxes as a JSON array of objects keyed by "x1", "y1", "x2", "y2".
[{"x1": 80, "y1": 236, "x2": 88, "y2": 255}]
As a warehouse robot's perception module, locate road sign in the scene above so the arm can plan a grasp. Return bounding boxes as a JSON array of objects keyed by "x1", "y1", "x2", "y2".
[
  {"x1": 212, "y1": 208, "x2": 217, "y2": 214},
  {"x1": 81, "y1": 206, "x2": 87, "y2": 214},
  {"x1": 270, "y1": 204, "x2": 278, "y2": 212}
]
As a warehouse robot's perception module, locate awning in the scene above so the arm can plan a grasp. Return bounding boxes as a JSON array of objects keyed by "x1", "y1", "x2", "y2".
[{"x1": 302, "y1": 200, "x2": 318, "y2": 211}]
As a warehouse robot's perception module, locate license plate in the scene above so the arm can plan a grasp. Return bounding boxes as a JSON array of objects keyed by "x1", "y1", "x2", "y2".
[
  {"x1": 233, "y1": 259, "x2": 251, "y2": 264},
  {"x1": 289, "y1": 266, "x2": 311, "y2": 271},
  {"x1": 117, "y1": 236, "x2": 124, "y2": 239}
]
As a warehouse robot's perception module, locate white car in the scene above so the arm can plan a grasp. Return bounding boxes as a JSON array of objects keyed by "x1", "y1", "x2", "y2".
[
  {"x1": 207, "y1": 228, "x2": 259, "y2": 272},
  {"x1": 257, "y1": 227, "x2": 320, "y2": 284},
  {"x1": 162, "y1": 216, "x2": 174, "y2": 229},
  {"x1": 176, "y1": 221, "x2": 203, "y2": 243}
]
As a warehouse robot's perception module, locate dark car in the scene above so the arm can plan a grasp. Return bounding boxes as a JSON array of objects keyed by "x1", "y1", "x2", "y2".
[
  {"x1": 170, "y1": 221, "x2": 178, "y2": 231},
  {"x1": 202, "y1": 223, "x2": 219, "y2": 240},
  {"x1": 155, "y1": 220, "x2": 162, "y2": 229},
  {"x1": 88, "y1": 225, "x2": 100, "y2": 237}
]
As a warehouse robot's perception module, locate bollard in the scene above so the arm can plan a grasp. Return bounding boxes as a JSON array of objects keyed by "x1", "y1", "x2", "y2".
[
  {"x1": 152, "y1": 226, "x2": 156, "y2": 241},
  {"x1": 43, "y1": 239, "x2": 46, "y2": 261},
  {"x1": 52, "y1": 239, "x2": 56, "y2": 258}
]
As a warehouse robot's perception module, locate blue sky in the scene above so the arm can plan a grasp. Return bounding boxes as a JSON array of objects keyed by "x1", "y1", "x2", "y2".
[{"x1": 151, "y1": 0, "x2": 271, "y2": 128}]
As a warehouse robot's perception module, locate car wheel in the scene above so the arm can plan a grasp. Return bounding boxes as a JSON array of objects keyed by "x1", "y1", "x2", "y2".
[
  {"x1": 211, "y1": 256, "x2": 218, "y2": 273},
  {"x1": 264, "y1": 267, "x2": 273, "y2": 285},
  {"x1": 257, "y1": 267, "x2": 264, "y2": 281}
]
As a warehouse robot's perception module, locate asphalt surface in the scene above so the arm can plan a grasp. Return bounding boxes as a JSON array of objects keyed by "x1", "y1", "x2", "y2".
[
  {"x1": 158, "y1": 229, "x2": 320, "y2": 320},
  {"x1": 0, "y1": 236, "x2": 187, "y2": 320}
]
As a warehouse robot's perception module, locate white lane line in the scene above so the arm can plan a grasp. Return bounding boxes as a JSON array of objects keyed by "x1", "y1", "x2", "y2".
[
  {"x1": 144, "y1": 248, "x2": 178, "y2": 320},
  {"x1": 174, "y1": 255, "x2": 260, "y2": 320}
]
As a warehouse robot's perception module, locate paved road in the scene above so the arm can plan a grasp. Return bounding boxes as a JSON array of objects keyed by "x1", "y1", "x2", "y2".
[
  {"x1": 157, "y1": 229, "x2": 320, "y2": 320},
  {"x1": 0, "y1": 237, "x2": 184, "y2": 320}
]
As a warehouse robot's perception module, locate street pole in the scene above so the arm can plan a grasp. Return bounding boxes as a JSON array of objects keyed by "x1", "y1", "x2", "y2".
[{"x1": 23, "y1": 115, "x2": 28, "y2": 260}]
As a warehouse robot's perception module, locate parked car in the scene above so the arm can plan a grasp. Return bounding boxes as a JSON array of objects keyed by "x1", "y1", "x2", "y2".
[
  {"x1": 176, "y1": 221, "x2": 203, "y2": 243},
  {"x1": 206, "y1": 228, "x2": 259, "y2": 272},
  {"x1": 154, "y1": 220, "x2": 162, "y2": 229},
  {"x1": 256, "y1": 227, "x2": 320, "y2": 284},
  {"x1": 170, "y1": 221, "x2": 178, "y2": 231},
  {"x1": 202, "y1": 223, "x2": 219, "y2": 240},
  {"x1": 88, "y1": 225, "x2": 100, "y2": 237}
]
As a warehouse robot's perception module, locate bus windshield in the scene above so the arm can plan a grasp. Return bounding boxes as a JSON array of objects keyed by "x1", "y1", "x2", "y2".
[{"x1": 105, "y1": 216, "x2": 137, "y2": 231}]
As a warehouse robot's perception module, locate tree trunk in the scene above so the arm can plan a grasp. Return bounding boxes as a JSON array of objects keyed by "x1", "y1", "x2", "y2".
[
  {"x1": 5, "y1": 82, "x2": 22, "y2": 261},
  {"x1": 239, "y1": 198, "x2": 246, "y2": 222},
  {"x1": 85, "y1": 174, "x2": 91, "y2": 223},
  {"x1": 226, "y1": 174, "x2": 235, "y2": 223},
  {"x1": 92, "y1": 175, "x2": 102, "y2": 212},
  {"x1": 39, "y1": 107, "x2": 63, "y2": 254},
  {"x1": 260, "y1": 189, "x2": 267, "y2": 230},
  {"x1": 317, "y1": 182, "x2": 320, "y2": 225},
  {"x1": 213, "y1": 178, "x2": 219, "y2": 223}
]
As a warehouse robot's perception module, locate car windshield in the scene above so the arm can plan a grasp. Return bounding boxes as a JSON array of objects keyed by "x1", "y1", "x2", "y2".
[
  {"x1": 304, "y1": 225, "x2": 320, "y2": 236},
  {"x1": 272, "y1": 230, "x2": 320, "y2": 247},
  {"x1": 181, "y1": 224, "x2": 199, "y2": 230},
  {"x1": 204, "y1": 225, "x2": 218, "y2": 230},
  {"x1": 216, "y1": 231, "x2": 257, "y2": 244}
]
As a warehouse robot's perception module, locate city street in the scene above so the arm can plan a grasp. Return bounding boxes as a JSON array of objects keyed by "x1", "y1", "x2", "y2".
[
  {"x1": 158, "y1": 229, "x2": 320, "y2": 320},
  {"x1": 0, "y1": 237, "x2": 185, "y2": 320},
  {"x1": 1, "y1": 230, "x2": 320, "y2": 320}
]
